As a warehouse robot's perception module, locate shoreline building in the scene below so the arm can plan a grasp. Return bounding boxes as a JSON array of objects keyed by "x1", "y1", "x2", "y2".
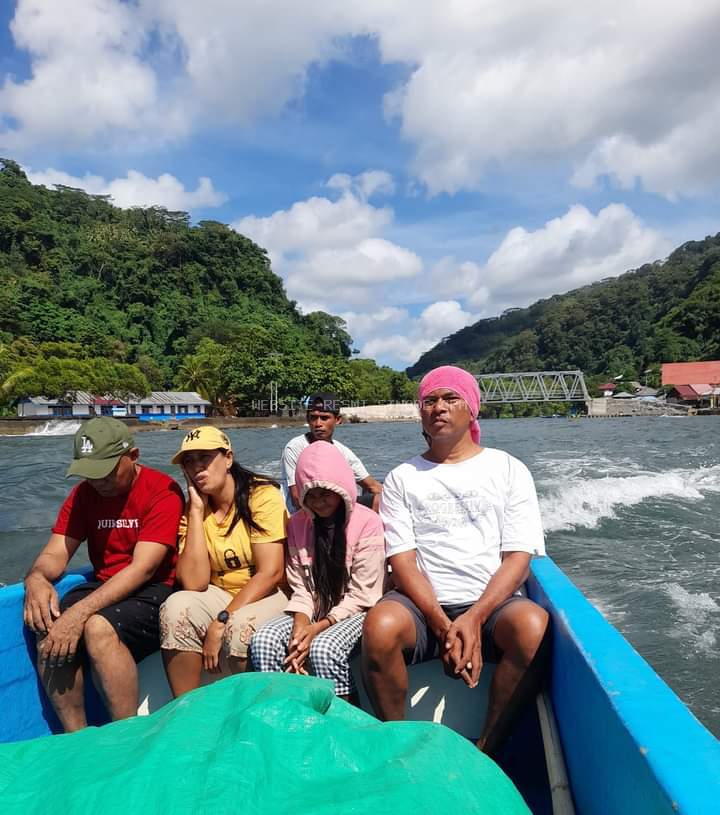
[
  {"x1": 661, "y1": 361, "x2": 720, "y2": 409},
  {"x1": 17, "y1": 391, "x2": 211, "y2": 421}
]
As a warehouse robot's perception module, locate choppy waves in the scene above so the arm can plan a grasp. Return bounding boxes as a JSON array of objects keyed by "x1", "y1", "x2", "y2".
[{"x1": 539, "y1": 464, "x2": 720, "y2": 532}]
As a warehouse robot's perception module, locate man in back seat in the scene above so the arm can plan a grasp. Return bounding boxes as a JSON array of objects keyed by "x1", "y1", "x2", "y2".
[
  {"x1": 361, "y1": 366, "x2": 549, "y2": 755},
  {"x1": 282, "y1": 393, "x2": 382, "y2": 511}
]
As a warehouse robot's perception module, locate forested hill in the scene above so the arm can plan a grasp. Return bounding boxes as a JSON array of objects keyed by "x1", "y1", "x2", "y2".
[
  {"x1": 408, "y1": 232, "x2": 720, "y2": 383},
  {"x1": 0, "y1": 159, "x2": 416, "y2": 413}
]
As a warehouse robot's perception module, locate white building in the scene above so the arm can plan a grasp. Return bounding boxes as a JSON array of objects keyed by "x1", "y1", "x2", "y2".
[{"x1": 17, "y1": 391, "x2": 211, "y2": 421}]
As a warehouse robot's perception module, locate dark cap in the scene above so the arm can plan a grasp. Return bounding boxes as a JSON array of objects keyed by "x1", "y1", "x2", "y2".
[
  {"x1": 66, "y1": 417, "x2": 135, "y2": 480},
  {"x1": 306, "y1": 393, "x2": 341, "y2": 415}
]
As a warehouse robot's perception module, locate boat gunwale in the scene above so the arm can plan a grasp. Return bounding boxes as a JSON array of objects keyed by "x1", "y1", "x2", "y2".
[{"x1": 529, "y1": 557, "x2": 720, "y2": 815}]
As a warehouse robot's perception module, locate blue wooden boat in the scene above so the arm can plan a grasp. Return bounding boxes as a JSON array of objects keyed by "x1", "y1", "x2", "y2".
[{"x1": 1, "y1": 557, "x2": 718, "y2": 814}]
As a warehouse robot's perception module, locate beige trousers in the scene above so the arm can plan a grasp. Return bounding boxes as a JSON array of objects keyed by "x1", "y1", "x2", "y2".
[{"x1": 159, "y1": 585, "x2": 288, "y2": 658}]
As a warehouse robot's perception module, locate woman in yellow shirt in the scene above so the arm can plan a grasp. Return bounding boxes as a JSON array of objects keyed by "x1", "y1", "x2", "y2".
[{"x1": 160, "y1": 426, "x2": 287, "y2": 696}]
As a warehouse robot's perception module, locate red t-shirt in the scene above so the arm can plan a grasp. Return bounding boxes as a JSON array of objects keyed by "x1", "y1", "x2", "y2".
[{"x1": 52, "y1": 466, "x2": 184, "y2": 586}]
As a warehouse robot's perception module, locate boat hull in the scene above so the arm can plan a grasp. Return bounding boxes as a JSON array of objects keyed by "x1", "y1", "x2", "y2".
[{"x1": 1, "y1": 559, "x2": 718, "y2": 814}]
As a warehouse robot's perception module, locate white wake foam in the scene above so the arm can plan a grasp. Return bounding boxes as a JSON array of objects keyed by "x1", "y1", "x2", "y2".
[
  {"x1": 664, "y1": 583, "x2": 720, "y2": 657},
  {"x1": 26, "y1": 419, "x2": 82, "y2": 436},
  {"x1": 665, "y1": 583, "x2": 720, "y2": 616},
  {"x1": 540, "y1": 465, "x2": 720, "y2": 532}
]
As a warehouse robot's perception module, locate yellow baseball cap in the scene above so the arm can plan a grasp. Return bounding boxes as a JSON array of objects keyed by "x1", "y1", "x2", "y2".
[{"x1": 171, "y1": 426, "x2": 232, "y2": 465}]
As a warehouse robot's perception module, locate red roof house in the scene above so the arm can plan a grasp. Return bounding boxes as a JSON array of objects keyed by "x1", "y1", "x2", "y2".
[
  {"x1": 661, "y1": 361, "x2": 720, "y2": 386},
  {"x1": 672, "y1": 385, "x2": 699, "y2": 400}
]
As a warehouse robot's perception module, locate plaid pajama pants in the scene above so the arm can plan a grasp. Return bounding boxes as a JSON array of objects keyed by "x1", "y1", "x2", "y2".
[{"x1": 250, "y1": 612, "x2": 365, "y2": 696}]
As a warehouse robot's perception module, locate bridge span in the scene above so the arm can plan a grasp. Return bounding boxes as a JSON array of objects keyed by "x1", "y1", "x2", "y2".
[{"x1": 476, "y1": 370, "x2": 590, "y2": 403}]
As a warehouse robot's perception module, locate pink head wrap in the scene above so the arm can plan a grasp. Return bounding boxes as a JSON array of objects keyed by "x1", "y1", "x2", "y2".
[{"x1": 418, "y1": 365, "x2": 481, "y2": 444}]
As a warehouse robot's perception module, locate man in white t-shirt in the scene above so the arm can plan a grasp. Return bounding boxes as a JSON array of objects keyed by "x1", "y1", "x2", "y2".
[
  {"x1": 282, "y1": 393, "x2": 382, "y2": 510},
  {"x1": 361, "y1": 366, "x2": 549, "y2": 755}
]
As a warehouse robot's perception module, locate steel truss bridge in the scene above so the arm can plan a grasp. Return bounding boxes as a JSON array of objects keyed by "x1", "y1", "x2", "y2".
[{"x1": 476, "y1": 370, "x2": 590, "y2": 403}]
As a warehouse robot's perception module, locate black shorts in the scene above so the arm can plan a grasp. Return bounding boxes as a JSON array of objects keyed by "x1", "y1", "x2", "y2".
[
  {"x1": 379, "y1": 590, "x2": 527, "y2": 665},
  {"x1": 60, "y1": 580, "x2": 174, "y2": 663}
]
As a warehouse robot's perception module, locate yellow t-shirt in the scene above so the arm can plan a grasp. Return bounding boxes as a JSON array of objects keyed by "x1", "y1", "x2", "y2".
[{"x1": 178, "y1": 483, "x2": 287, "y2": 596}]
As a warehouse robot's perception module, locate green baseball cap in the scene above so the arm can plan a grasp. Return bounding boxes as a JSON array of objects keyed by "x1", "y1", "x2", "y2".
[{"x1": 66, "y1": 417, "x2": 135, "y2": 479}]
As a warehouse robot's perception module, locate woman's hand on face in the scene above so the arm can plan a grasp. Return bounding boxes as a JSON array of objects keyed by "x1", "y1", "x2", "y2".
[
  {"x1": 183, "y1": 469, "x2": 208, "y2": 512},
  {"x1": 202, "y1": 620, "x2": 225, "y2": 673}
]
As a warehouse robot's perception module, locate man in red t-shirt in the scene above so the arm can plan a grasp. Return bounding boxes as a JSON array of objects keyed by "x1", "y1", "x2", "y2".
[{"x1": 23, "y1": 417, "x2": 184, "y2": 732}]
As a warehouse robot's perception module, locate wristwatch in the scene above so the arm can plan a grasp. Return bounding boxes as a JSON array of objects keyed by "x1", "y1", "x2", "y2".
[{"x1": 216, "y1": 610, "x2": 230, "y2": 624}]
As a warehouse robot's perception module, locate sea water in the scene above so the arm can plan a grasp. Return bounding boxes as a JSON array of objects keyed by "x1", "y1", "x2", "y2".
[{"x1": 1, "y1": 416, "x2": 718, "y2": 736}]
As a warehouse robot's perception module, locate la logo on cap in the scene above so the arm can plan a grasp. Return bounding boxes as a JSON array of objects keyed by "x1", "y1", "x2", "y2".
[{"x1": 80, "y1": 436, "x2": 94, "y2": 455}]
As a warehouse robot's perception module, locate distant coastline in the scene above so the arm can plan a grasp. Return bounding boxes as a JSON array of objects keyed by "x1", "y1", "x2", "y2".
[{"x1": 0, "y1": 415, "x2": 309, "y2": 437}]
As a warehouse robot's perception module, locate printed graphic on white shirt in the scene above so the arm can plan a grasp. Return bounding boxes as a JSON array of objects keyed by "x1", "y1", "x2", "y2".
[{"x1": 380, "y1": 448, "x2": 545, "y2": 605}]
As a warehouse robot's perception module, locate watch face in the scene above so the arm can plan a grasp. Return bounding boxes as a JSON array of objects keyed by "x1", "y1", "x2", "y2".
[{"x1": 217, "y1": 610, "x2": 230, "y2": 624}]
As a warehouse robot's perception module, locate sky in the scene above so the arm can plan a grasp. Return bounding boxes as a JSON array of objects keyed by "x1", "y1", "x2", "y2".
[{"x1": 1, "y1": 1, "x2": 719, "y2": 370}]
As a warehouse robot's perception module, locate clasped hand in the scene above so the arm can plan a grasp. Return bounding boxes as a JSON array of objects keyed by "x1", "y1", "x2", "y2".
[
  {"x1": 441, "y1": 610, "x2": 483, "y2": 688},
  {"x1": 37, "y1": 608, "x2": 86, "y2": 668},
  {"x1": 284, "y1": 620, "x2": 321, "y2": 675}
]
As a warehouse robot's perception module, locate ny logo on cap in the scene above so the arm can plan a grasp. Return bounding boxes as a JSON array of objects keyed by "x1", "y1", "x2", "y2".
[
  {"x1": 80, "y1": 436, "x2": 94, "y2": 455},
  {"x1": 185, "y1": 430, "x2": 201, "y2": 442}
]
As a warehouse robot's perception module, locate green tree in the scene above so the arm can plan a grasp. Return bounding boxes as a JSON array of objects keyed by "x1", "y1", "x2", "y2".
[
  {"x1": 603, "y1": 345, "x2": 639, "y2": 382},
  {"x1": 175, "y1": 339, "x2": 231, "y2": 411},
  {"x1": 303, "y1": 312, "x2": 354, "y2": 358}
]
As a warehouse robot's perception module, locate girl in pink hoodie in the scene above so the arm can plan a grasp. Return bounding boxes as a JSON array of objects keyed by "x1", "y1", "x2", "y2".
[{"x1": 251, "y1": 441, "x2": 385, "y2": 701}]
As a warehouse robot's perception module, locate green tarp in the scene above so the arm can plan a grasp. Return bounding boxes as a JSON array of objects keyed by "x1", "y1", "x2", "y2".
[{"x1": 0, "y1": 673, "x2": 530, "y2": 814}]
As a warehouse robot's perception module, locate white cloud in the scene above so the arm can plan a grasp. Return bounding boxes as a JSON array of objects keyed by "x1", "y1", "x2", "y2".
[
  {"x1": 418, "y1": 300, "x2": 477, "y2": 338},
  {"x1": 326, "y1": 170, "x2": 395, "y2": 199},
  {"x1": 372, "y1": 1, "x2": 720, "y2": 197},
  {"x1": 357, "y1": 170, "x2": 396, "y2": 199},
  {"x1": 5, "y1": 1, "x2": 720, "y2": 198},
  {"x1": 145, "y1": 0, "x2": 359, "y2": 124},
  {"x1": 340, "y1": 306, "x2": 408, "y2": 339},
  {"x1": 359, "y1": 300, "x2": 478, "y2": 365},
  {"x1": 234, "y1": 191, "x2": 392, "y2": 258},
  {"x1": 571, "y1": 107, "x2": 720, "y2": 199},
  {"x1": 458, "y1": 204, "x2": 671, "y2": 308},
  {"x1": 288, "y1": 238, "x2": 420, "y2": 293},
  {"x1": 343, "y1": 203, "x2": 669, "y2": 366},
  {"x1": 232, "y1": 170, "x2": 480, "y2": 363},
  {"x1": 25, "y1": 168, "x2": 226, "y2": 210},
  {"x1": 429, "y1": 257, "x2": 489, "y2": 305},
  {"x1": 0, "y1": 0, "x2": 168, "y2": 150},
  {"x1": 0, "y1": 0, "x2": 356, "y2": 149},
  {"x1": 236, "y1": 170, "x2": 671, "y2": 367},
  {"x1": 233, "y1": 171, "x2": 420, "y2": 309}
]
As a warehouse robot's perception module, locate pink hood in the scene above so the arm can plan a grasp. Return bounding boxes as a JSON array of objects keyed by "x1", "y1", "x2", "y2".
[
  {"x1": 295, "y1": 440, "x2": 356, "y2": 520},
  {"x1": 285, "y1": 440, "x2": 386, "y2": 622}
]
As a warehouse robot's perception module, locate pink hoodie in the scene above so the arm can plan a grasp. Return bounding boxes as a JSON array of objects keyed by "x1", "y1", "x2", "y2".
[{"x1": 285, "y1": 440, "x2": 386, "y2": 621}]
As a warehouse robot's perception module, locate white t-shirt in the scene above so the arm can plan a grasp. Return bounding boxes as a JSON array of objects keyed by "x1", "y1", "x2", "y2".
[
  {"x1": 282, "y1": 434, "x2": 370, "y2": 487},
  {"x1": 380, "y1": 447, "x2": 545, "y2": 605}
]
